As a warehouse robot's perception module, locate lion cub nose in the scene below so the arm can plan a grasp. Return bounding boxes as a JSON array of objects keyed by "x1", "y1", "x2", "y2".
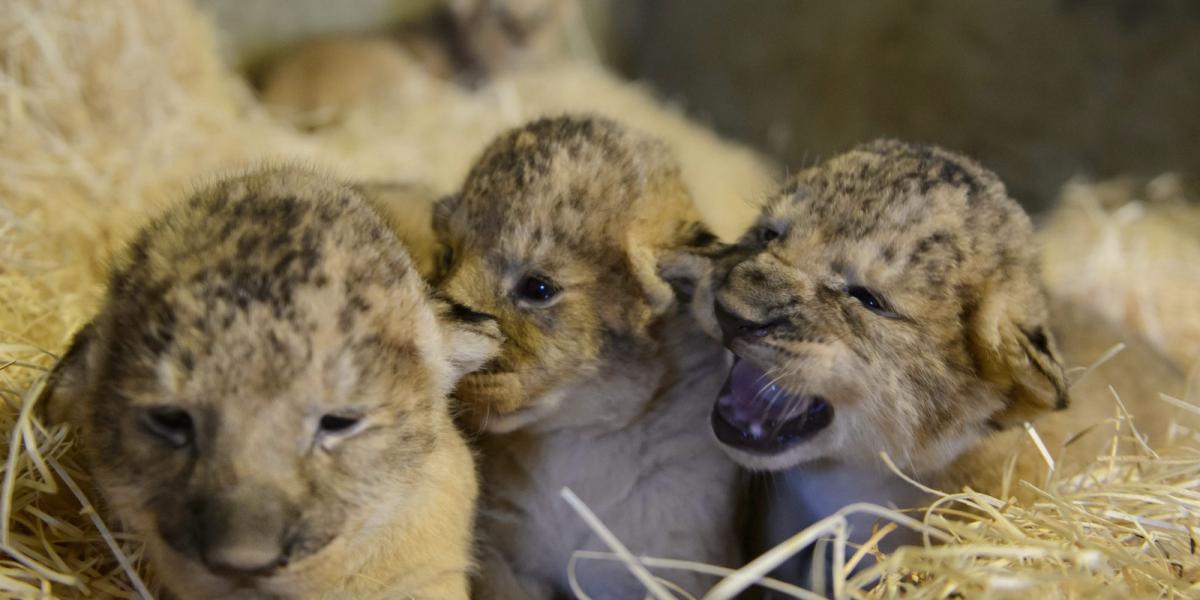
[
  {"x1": 714, "y1": 301, "x2": 782, "y2": 345},
  {"x1": 204, "y1": 539, "x2": 287, "y2": 576},
  {"x1": 194, "y1": 489, "x2": 294, "y2": 576}
]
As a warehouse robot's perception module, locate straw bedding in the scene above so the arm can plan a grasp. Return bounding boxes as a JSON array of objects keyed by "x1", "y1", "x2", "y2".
[{"x1": 0, "y1": 0, "x2": 1197, "y2": 598}]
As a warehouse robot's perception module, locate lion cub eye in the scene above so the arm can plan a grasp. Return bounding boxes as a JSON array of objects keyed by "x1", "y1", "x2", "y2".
[
  {"x1": 514, "y1": 274, "x2": 560, "y2": 306},
  {"x1": 319, "y1": 413, "x2": 362, "y2": 435},
  {"x1": 846, "y1": 285, "x2": 897, "y2": 318},
  {"x1": 141, "y1": 407, "x2": 194, "y2": 448},
  {"x1": 756, "y1": 226, "x2": 781, "y2": 244}
]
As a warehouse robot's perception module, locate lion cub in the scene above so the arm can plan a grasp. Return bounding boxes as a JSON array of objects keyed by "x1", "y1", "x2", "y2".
[
  {"x1": 704, "y1": 140, "x2": 1190, "y2": 587},
  {"x1": 435, "y1": 115, "x2": 739, "y2": 598},
  {"x1": 38, "y1": 168, "x2": 501, "y2": 600}
]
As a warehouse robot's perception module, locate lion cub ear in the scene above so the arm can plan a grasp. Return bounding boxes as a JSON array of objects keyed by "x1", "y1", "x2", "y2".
[
  {"x1": 628, "y1": 221, "x2": 728, "y2": 319},
  {"x1": 37, "y1": 322, "x2": 99, "y2": 429},
  {"x1": 967, "y1": 276, "x2": 1069, "y2": 428},
  {"x1": 435, "y1": 297, "x2": 504, "y2": 384}
]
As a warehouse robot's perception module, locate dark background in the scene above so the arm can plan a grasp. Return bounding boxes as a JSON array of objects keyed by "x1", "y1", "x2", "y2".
[
  {"x1": 600, "y1": 0, "x2": 1200, "y2": 212},
  {"x1": 201, "y1": 0, "x2": 1200, "y2": 213}
]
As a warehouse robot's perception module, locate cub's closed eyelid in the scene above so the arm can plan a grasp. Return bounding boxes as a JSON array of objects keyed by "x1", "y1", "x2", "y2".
[
  {"x1": 140, "y1": 406, "x2": 194, "y2": 448},
  {"x1": 749, "y1": 223, "x2": 785, "y2": 246},
  {"x1": 314, "y1": 410, "x2": 371, "y2": 448},
  {"x1": 845, "y1": 285, "x2": 901, "y2": 318},
  {"x1": 319, "y1": 413, "x2": 362, "y2": 434}
]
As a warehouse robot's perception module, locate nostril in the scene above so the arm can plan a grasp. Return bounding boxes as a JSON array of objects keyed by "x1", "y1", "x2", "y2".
[{"x1": 202, "y1": 542, "x2": 287, "y2": 577}]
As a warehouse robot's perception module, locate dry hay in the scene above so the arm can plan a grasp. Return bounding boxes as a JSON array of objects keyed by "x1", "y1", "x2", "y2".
[
  {"x1": 567, "y1": 402, "x2": 1200, "y2": 600},
  {"x1": 0, "y1": 0, "x2": 1198, "y2": 598}
]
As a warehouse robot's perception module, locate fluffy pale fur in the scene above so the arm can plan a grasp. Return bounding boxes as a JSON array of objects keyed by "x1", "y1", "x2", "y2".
[
  {"x1": 434, "y1": 115, "x2": 739, "y2": 598},
  {"x1": 1038, "y1": 175, "x2": 1200, "y2": 372},
  {"x1": 700, "y1": 140, "x2": 1190, "y2": 589},
  {"x1": 37, "y1": 168, "x2": 501, "y2": 600},
  {"x1": 259, "y1": 0, "x2": 588, "y2": 128},
  {"x1": 260, "y1": 36, "x2": 439, "y2": 130}
]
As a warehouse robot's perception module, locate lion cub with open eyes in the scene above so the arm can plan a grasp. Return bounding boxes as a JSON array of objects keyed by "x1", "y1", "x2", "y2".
[
  {"x1": 435, "y1": 115, "x2": 739, "y2": 599},
  {"x1": 704, "y1": 140, "x2": 1190, "y2": 588},
  {"x1": 38, "y1": 168, "x2": 501, "y2": 600}
]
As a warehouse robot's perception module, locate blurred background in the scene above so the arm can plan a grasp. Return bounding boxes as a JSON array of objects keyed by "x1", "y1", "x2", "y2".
[{"x1": 197, "y1": 0, "x2": 1200, "y2": 212}]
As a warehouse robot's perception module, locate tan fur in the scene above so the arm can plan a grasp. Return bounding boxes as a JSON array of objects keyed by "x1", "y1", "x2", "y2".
[
  {"x1": 358, "y1": 180, "x2": 442, "y2": 279},
  {"x1": 260, "y1": 36, "x2": 436, "y2": 130},
  {"x1": 37, "y1": 167, "x2": 501, "y2": 600},
  {"x1": 435, "y1": 115, "x2": 739, "y2": 598},
  {"x1": 259, "y1": 0, "x2": 581, "y2": 129},
  {"x1": 703, "y1": 140, "x2": 1190, "y2": 587},
  {"x1": 1039, "y1": 175, "x2": 1200, "y2": 372}
]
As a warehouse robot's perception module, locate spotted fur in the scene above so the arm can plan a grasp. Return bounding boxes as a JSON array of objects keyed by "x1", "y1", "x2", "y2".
[
  {"x1": 39, "y1": 167, "x2": 500, "y2": 600},
  {"x1": 707, "y1": 140, "x2": 1189, "y2": 589},
  {"x1": 712, "y1": 140, "x2": 1068, "y2": 473},
  {"x1": 435, "y1": 115, "x2": 739, "y2": 599}
]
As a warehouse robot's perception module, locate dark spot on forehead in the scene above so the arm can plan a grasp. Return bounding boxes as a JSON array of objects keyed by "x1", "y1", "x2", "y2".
[
  {"x1": 351, "y1": 335, "x2": 424, "y2": 383},
  {"x1": 268, "y1": 229, "x2": 293, "y2": 251},
  {"x1": 338, "y1": 292, "x2": 371, "y2": 333},
  {"x1": 236, "y1": 231, "x2": 262, "y2": 256},
  {"x1": 915, "y1": 157, "x2": 979, "y2": 195},
  {"x1": 459, "y1": 115, "x2": 636, "y2": 218},
  {"x1": 911, "y1": 230, "x2": 958, "y2": 262},
  {"x1": 178, "y1": 350, "x2": 194, "y2": 372},
  {"x1": 205, "y1": 193, "x2": 230, "y2": 215},
  {"x1": 138, "y1": 302, "x2": 177, "y2": 357}
]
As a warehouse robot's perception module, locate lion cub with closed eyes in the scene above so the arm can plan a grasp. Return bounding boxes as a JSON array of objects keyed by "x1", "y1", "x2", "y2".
[
  {"x1": 435, "y1": 115, "x2": 740, "y2": 599},
  {"x1": 704, "y1": 140, "x2": 1190, "y2": 590},
  {"x1": 38, "y1": 168, "x2": 501, "y2": 599}
]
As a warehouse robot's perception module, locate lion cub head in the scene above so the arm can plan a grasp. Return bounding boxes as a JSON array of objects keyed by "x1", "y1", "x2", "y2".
[
  {"x1": 39, "y1": 168, "x2": 499, "y2": 598},
  {"x1": 435, "y1": 114, "x2": 717, "y2": 432},
  {"x1": 709, "y1": 140, "x2": 1068, "y2": 473}
]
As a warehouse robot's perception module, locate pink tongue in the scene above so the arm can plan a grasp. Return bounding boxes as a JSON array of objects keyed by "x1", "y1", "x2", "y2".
[{"x1": 718, "y1": 360, "x2": 805, "y2": 435}]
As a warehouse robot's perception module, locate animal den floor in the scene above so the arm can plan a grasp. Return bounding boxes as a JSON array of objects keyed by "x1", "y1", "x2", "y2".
[{"x1": 1, "y1": 0, "x2": 1198, "y2": 598}]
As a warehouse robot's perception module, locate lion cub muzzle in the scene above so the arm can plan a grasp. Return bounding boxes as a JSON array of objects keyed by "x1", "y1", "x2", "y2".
[
  {"x1": 709, "y1": 255, "x2": 838, "y2": 457},
  {"x1": 158, "y1": 485, "x2": 303, "y2": 577}
]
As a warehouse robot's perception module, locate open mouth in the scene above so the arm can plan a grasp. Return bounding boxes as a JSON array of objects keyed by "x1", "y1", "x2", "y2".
[{"x1": 711, "y1": 357, "x2": 833, "y2": 454}]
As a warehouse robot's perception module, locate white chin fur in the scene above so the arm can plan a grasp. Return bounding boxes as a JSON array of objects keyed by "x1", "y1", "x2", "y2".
[{"x1": 713, "y1": 430, "x2": 834, "y2": 472}]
